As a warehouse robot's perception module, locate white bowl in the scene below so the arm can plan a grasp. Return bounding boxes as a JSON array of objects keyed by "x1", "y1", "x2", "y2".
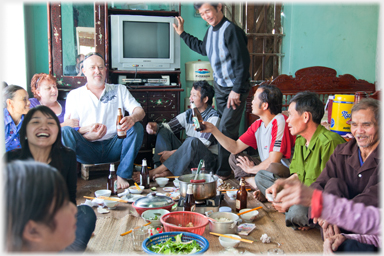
[
  {"x1": 155, "y1": 178, "x2": 169, "y2": 187},
  {"x1": 141, "y1": 209, "x2": 170, "y2": 227},
  {"x1": 219, "y1": 234, "x2": 241, "y2": 248},
  {"x1": 226, "y1": 190, "x2": 237, "y2": 200},
  {"x1": 128, "y1": 186, "x2": 145, "y2": 194},
  {"x1": 239, "y1": 209, "x2": 259, "y2": 222},
  {"x1": 173, "y1": 179, "x2": 180, "y2": 188},
  {"x1": 95, "y1": 189, "x2": 111, "y2": 198},
  {"x1": 104, "y1": 197, "x2": 119, "y2": 209}
]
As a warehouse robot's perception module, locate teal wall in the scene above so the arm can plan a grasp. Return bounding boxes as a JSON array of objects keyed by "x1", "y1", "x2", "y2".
[
  {"x1": 281, "y1": 3, "x2": 379, "y2": 84},
  {"x1": 24, "y1": 3, "x2": 49, "y2": 94},
  {"x1": 23, "y1": 2, "x2": 380, "y2": 110}
]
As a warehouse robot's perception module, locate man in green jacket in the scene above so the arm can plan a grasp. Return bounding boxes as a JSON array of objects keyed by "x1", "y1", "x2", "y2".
[{"x1": 255, "y1": 91, "x2": 346, "y2": 230}]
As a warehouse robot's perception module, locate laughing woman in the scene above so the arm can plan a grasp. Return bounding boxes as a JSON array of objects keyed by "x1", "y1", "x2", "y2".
[
  {"x1": 3, "y1": 85, "x2": 30, "y2": 152},
  {"x1": 5, "y1": 105, "x2": 96, "y2": 252},
  {"x1": 5, "y1": 160, "x2": 78, "y2": 252}
]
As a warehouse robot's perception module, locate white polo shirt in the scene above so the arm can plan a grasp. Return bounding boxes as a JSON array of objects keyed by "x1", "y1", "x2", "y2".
[{"x1": 64, "y1": 83, "x2": 142, "y2": 141}]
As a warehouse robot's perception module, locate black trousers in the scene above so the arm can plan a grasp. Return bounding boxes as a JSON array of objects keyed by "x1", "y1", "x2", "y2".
[
  {"x1": 213, "y1": 81, "x2": 250, "y2": 177},
  {"x1": 336, "y1": 239, "x2": 379, "y2": 253}
]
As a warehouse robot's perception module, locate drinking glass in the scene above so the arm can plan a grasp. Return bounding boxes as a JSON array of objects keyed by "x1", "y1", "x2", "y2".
[
  {"x1": 267, "y1": 248, "x2": 285, "y2": 255},
  {"x1": 132, "y1": 228, "x2": 146, "y2": 251}
]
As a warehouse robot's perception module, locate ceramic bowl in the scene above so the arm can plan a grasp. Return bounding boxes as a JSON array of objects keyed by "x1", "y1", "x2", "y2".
[
  {"x1": 94, "y1": 189, "x2": 111, "y2": 198},
  {"x1": 128, "y1": 186, "x2": 145, "y2": 194},
  {"x1": 103, "y1": 197, "x2": 119, "y2": 209},
  {"x1": 226, "y1": 190, "x2": 237, "y2": 200},
  {"x1": 239, "y1": 209, "x2": 259, "y2": 222},
  {"x1": 141, "y1": 209, "x2": 170, "y2": 227},
  {"x1": 219, "y1": 234, "x2": 241, "y2": 248},
  {"x1": 155, "y1": 178, "x2": 169, "y2": 187}
]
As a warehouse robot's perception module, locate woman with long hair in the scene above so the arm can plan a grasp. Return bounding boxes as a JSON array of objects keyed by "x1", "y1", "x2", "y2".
[
  {"x1": 5, "y1": 105, "x2": 96, "y2": 252},
  {"x1": 5, "y1": 160, "x2": 78, "y2": 252}
]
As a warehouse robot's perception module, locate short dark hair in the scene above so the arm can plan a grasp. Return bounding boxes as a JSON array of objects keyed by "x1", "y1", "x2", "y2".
[
  {"x1": 5, "y1": 160, "x2": 69, "y2": 251},
  {"x1": 257, "y1": 84, "x2": 283, "y2": 115},
  {"x1": 194, "y1": 2, "x2": 220, "y2": 11},
  {"x1": 351, "y1": 98, "x2": 380, "y2": 125},
  {"x1": 19, "y1": 105, "x2": 65, "y2": 171},
  {"x1": 289, "y1": 91, "x2": 324, "y2": 125},
  {"x1": 192, "y1": 80, "x2": 215, "y2": 106},
  {"x1": 83, "y1": 52, "x2": 104, "y2": 69}
]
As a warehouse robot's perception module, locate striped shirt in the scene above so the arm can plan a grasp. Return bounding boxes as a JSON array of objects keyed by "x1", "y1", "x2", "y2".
[
  {"x1": 166, "y1": 106, "x2": 220, "y2": 154},
  {"x1": 239, "y1": 114, "x2": 295, "y2": 166}
]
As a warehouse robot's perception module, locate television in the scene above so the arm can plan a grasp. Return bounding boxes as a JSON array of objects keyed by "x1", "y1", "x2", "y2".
[{"x1": 110, "y1": 15, "x2": 180, "y2": 71}]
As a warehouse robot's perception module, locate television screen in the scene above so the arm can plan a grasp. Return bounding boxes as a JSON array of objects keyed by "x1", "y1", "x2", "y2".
[{"x1": 123, "y1": 21, "x2": 170, "y2": 59}]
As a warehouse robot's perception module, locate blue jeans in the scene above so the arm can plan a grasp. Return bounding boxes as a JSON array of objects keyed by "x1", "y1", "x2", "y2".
[
  {"x1": 61, "y1": 123, "x2": 144, "y2": 179},
  {"x1": 62, "y1": 205, "x2": 96, "y2": 252}
]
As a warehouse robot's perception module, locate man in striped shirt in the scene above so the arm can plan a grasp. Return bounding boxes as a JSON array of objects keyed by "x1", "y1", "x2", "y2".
[
  {"x1": 132, "y1": 80, "x2": 220, "y2": 181},
  {"x1": 173, "y1": 2, "x2": 250, "y2": 180}
]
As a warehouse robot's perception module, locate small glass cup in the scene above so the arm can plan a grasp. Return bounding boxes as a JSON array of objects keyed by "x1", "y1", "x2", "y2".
[
  {"x1": 267, "y1": 248, "x2": 285, "y2": 255},
  {"x1": 132, "y1": 228, "x2": 146, "y2": 251}
]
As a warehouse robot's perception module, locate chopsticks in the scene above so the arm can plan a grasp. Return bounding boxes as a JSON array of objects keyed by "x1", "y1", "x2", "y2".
[
  {"x1": 237, "y1": 206, "x2": 263, "y2": 216},
  {"x1": 120, "y1": 222, "x2": 152, "y2": 236},
  {"x1": 165, "y1": 176, "x2": 179, "y2": 179},
  {"x1": 210, "y1": 232, "x2": 253, "y2": 243},
  {"x1": 219, "y1": 188, "x2": 251, "y2": 192},
  {"x1": 83, "y1": 196, "x2": 128, "y2": 203},
  {"x1": 134, "y1": 182, "x2": 142, "y2": 191}
]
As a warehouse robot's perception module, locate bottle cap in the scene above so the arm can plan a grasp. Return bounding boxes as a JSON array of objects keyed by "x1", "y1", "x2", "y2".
[
  {"x1": 142, "y1": 158, "x2": 147, "y2": 166},
  {"x1": 109, "y1": 164, "x2": 115, "y2": 172}
]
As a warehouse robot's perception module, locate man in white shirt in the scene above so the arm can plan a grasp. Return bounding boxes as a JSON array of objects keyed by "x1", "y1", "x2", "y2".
[{"x1": 61, "y1": 52, "x2": 145, "y2": 189}]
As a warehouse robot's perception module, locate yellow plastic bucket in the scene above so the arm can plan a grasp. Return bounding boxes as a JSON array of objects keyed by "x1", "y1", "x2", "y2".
[{"x1": 330, "y1": 94, "x2": 355, "y2": 135}]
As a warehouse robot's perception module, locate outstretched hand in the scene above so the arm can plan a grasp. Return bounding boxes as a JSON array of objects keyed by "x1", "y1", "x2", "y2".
[
  {"x1": 272, "y1": 179, "x2": 314, "y2": 212},
  {"x1": 172, "y1": 16, "x2": 185, "y2": 35}
]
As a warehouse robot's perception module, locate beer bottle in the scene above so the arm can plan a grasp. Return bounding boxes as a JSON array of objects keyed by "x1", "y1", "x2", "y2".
[
  {"x1": 236, "y1": 177, "x2": 247, "y2": 212},
  {"x1": 184, "y1": 184, "x2": 196, "y2": 212},
  {"x1": 107, "y1": 163, "x2": 118, "y2": 195},
  {"x1": 190, "y1": 102, "x2": 206, "y2": 132},
  {"x1": 116, "y1": 108, "x2": 126, "y2": 139},
  {"x1": 140, "y1": 158, "x2": 150, "y2": 189}
]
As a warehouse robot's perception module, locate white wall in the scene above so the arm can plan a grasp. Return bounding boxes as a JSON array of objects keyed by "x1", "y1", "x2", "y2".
[{"x1": 0, "y1": 2, "x2": 27, "y2": 89}]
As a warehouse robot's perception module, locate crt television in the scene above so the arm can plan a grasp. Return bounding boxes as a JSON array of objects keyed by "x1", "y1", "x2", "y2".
[{"x1": 110, "y1": 15, "x2": 180, "y2": 71}]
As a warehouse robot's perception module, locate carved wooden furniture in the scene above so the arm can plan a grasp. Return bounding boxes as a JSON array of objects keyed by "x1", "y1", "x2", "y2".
[
  {"x1": 245, "y1": 66, "x2": 377, "y2": 128},
  {"x1": 48, "y1": 3, "x2": 183, "y2": 174},
  {"x1": 48, "y1": 3, "x2": 106, "y2": 99}
]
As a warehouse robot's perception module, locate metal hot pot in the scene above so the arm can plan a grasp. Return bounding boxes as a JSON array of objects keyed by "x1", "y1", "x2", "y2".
[{"x1": 178, "y1": 174, "x2": 218, "y2": 201}]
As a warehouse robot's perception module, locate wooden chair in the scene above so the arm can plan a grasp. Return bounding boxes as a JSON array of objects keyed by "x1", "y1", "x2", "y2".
[{"x1": 245, "y1": 66, "x2": 377, "y2": 128}]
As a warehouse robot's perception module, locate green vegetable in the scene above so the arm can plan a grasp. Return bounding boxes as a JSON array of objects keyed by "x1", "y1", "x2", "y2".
[
  {"x1": 148, "y1": 233, "x2": 201, "y2": 254},
  {"x1": 148, "y1": 215, "x2": 159, "y2": 220},
  {"x1": 151, "y1": 187, "x2": 157, "y2": 191}
]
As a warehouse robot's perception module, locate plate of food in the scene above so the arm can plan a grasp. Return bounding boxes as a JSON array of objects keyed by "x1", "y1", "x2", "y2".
[
  {"x1": 165, "y1": 192, "x2": 180, "y2": 201},
  {"x1": 162, "y1": 187, "x2": 175, "y2": 192}
]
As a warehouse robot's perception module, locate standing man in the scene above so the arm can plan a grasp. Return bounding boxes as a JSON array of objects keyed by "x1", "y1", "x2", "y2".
[
  {"x1": 61, "y1": 52, "x2": 145, "y2": 189},
  {"x1": 173, "y1": 2, "x2": 251, "y2": 179},
  {"x1": 256, "y1": 91, "x2": 346, "y2": 230}
]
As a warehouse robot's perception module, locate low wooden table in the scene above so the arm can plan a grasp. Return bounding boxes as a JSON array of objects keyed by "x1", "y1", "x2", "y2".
[{"x1": 82, "y1": 179, "x2": 323, "y2": 254}]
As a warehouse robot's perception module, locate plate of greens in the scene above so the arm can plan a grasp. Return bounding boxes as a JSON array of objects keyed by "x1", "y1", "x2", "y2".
[{"x1": 143, "y1": 232, "x2": 209, "y2": 255}]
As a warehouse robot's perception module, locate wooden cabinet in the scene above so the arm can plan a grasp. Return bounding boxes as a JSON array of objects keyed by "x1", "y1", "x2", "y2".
[{"x1": 48, "y1": 2, "x2": 183, "y2": 161}]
